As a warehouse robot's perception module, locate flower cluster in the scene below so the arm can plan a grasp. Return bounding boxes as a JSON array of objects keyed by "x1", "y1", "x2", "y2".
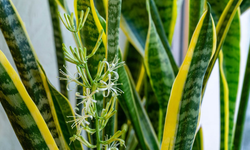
[{"x1": 59, "y1": 8, "x2": 125, "y2": 150}]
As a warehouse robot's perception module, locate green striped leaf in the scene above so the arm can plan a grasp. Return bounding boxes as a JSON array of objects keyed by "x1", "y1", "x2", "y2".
[
  {"x1": 240, "y1": 0, "x2": 250, "y2": 13},
  {"x1": 123, "y1": 41, "x2": 145, "y2": 93},
  {"x1": 121, "y1": 0, "x2": 178, "y2": 75},
  {"x1": 48, "y1": 0, "x2": 68, "y2": 98},
  {"x1": 206, "y1": 1, "x2": 241, "y2": 149},
  {"x1": 189, "y1": 0, "x2": 206, "y2": 43},
  {"x1": 153, "y1": 0, "x2": 177, "y2": 44},
  {"x1": 144, "y1": 0, "x2": 175, "y2": 142},
  {"x1": 0, "y1": 0, "x2": 63, "y2": 148},
  {"x1": 94, "y1": 0, "x2": 106, "y2": 18},
  {"x1": 104, "y1": 0, "x2": 122, "y2": 137},
  {"x1": 192, "y1": 127, "x2": 204, "y2": 150},
  {"x1": 161, "y1": 4, "x2": 216, "y2": 149},
  {"x1": 233, "y1": 43, "x2": 250, "y2": 150},
  {"x1": 119, "y1": 66, "x2": 160, "y2": 150},
  {"x1": 203, "y1": 0, "x2": 242, "y2": 92},
  {"x1": 37, "y1": 62, "x2": 83, "y2": 150},
  {"x1": 0, "y1": 51, "x2": 58, "y2": 150},
  {"x1": 91, "y1": 3, "x2": 160, "y2": 149},
  {"x1": 76, "y1": 0, "x2": 106, "y2": 77}
]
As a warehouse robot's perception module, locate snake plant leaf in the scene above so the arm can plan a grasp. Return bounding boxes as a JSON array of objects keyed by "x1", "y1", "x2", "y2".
[
  {"x1": 94, "y1": 0, "x2": 106, "y2": 18},
  {"x1": 219, "y1": 12, "x2": 240, "y2": 150},
  {"x1": 161, "y1": 4, "x2": 216, "y2": 149},
  {"x1": 129, "y1": 68, "x2": 160, "y2": 150},
  {"x1": 0, "y1": 51, "x2": 58, "y2": 150},
  {"x1": 192, "y1": 127, "x2": 204, "y2": 150},
  {"x1": 0, "y1": 0, "x2": 63, "y2": 148},
  {"x1": 104, "y1": 0, "x2": 122, "y2": 137},
  {"x1": 121, "y1": 0, "x2": 178, "y2": 75},
  {"x1": 37, "y1": 62, "x2": 83, "y2": 150},
  {"x1": 153, "y1": 0, "x2": 177, "y2": 44},
  {"x1": 123, "y1": 41, "x2": 145, "y2": 93},
  {"x1": 145, "y1": 76, "x2": 160, "y2": 139},
  {"x1": 218, "y1": 51, "x2": 231, "y2": 150},
  {"x1": 189, "y1": 0, "x2": 206, "y2": 43},
  {"x1": 75, "y1": 0, "x2": 106, "y2": 77},
  {"x1": 233, "y1": 43, "x2": 250, "y2": 150},
  {"x1": 144, "y1": 0, "x2": 175, "y2": 142},
  {"x1": 203, "y1": 0, "x2": 242, "y2": 91},
  {"x1": 48, "y1": 0, "x2": 68, "y2": 98},
  {"x1": 240, "y1": 0, "x2": 250, "y2": 13},
  {"x1": 206, "y1": 1, "x2": 241, "y2": 149},
  {"x1": 119, "y1": 66, "x2": 160, "y2": 150},
  {"x1": 90, "y1": 3, "x2": 160, "y2": 149}
]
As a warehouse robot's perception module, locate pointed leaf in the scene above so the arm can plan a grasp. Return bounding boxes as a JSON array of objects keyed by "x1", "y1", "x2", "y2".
[
  {"x1": 37, "y1": 62, "x2": 83, "y2": 150},
  {"x1": 48, "y1": 0, "x2": 68, "y2": 97},
  {"x1": 189, "y1": 0, "x2": 206, "y2": 43},
  {"x1": 0, "y1": 0, "x2": 63, "y2": 147},
  {"x1": 206, "y1": 1, "x2": 241, "y2": 148},
  {"x1": 233, "y1": 43, "x2": 250, "y2": 150},
  {"x1": 153, "y1": 0, "x2": 178, "y2": 44},
  {"x1": 144, "y1": 0, "x2": 175, "y2": 141},
  {"x1": 203, "y1": 0, "x2": 242, "y2": 91},
  {"x1": 161, "y1": 5, "x2": 216, "y2": 149},
  {"x1": 0, "y1": 51, "x2": 58, "y2": 150},
  {"x1": 121, "y1": 0, "x2": 178, "y2": 75},
  {"x1": 192, "y1": 127, "x2": 204, "y2": 150}
]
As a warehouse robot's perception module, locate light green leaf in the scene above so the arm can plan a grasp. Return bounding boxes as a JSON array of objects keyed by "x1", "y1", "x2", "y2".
[
  {"x1": 161, "y1": 4, "x2": 216, "y2": 149},
  {"x1": 48, "y1": 0, "x2": 68, "y2": 98},
  {"x1": 0, "y1": 51, "x2": 58, "y2": 150},
  {"x1": 0, "y1": 0, "x2": 63, "y2": 148}
]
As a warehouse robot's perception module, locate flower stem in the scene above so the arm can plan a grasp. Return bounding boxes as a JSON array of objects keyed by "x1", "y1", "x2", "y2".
[{"x1": 95, "y1": 104, "x2": 101, "y2": 150}]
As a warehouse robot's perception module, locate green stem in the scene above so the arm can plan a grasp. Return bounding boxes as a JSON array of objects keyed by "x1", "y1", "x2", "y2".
[
  {"x1": 158, "y1": 108, "x2": 163, "y2": 142},
  {"x1": 75, "y1": 32, "x2": 83, "y2": 50},
  {"x1": 95, "y1": 104, "x2": 101, "y2": 150}
]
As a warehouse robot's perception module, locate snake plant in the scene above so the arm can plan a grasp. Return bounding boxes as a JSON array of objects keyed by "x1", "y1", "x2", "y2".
[{"x1": 0, "y1": 0, "x2": 249, "y2": 149}]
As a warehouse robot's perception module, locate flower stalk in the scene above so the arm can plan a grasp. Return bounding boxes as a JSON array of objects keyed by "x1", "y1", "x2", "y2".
[{"x1": 59, "y1": 8, "x2": 125, "y2": 150}]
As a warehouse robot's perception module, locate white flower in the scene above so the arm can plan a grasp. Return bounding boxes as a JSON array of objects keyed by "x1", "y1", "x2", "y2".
[
  {"x1": 67, "y1": 111, "x2": 93, "y2": 128},
  {"x1": 59, "y1": 66, "x2": 85, "y2": 90},
  {"x1": 98, "y1": 74, "x2": 123, "y2": 97},
  {"x1": 76, "y1": 88, "x2": 98, "y2": 114},
  {"x1": 103, "y1": 55, "x2": 125, "y2": 80}
]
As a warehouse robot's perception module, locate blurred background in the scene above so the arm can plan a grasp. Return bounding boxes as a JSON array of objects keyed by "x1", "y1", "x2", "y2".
[{"x1": 0, "y1": 0, "x2": 249, "y2": 149}]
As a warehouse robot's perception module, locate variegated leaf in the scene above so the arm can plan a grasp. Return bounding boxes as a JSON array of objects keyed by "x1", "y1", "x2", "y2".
[
  {"x1": 161, "y1": 4, "x2": 216, "y2": 149},
  {"x1": 0, "y1": 0, "x2": 63, "y2": 148},
  {"x1": 0, "y1": 51, "x2": 58, "y2": 150}
]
